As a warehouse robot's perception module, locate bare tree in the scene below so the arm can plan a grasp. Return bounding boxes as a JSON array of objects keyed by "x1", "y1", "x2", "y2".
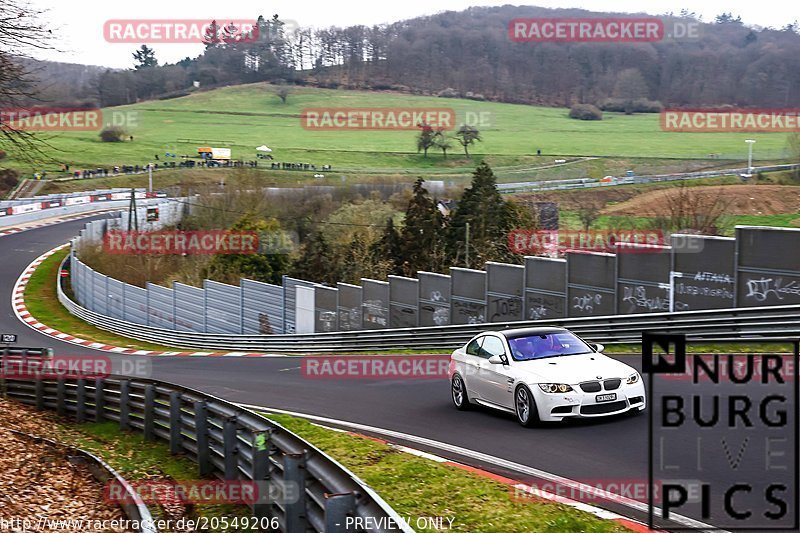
[
  {"x1": 275, "y1": 84, "x2": 290, "y2": 103},
  {"x1": 576, "y1": 197, "x2": 604, "y2": 230},
  {"x1": 650, "y1": 182, "x2": 733, "y2": 235},
  {"x1": 455, "y1": 125, "x2": 481, "y2": 157},
  {"x1": 433, "y1": 128, "x2": 452, "y2": 158},
  {"x1": 0, "y1": 0, "x2": 54, "y2": 160}
]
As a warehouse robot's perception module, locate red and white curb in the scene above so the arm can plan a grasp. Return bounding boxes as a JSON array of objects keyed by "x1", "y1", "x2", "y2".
[
  {"x1": 250, "y1": 405, "x2": 652, "y2": 533},
  {"x1": 12, "y1": 244, "x2": 280, "y2": 357},
  {"x1": 0, "y1": 209, "x2": 120, "y2": 238}
]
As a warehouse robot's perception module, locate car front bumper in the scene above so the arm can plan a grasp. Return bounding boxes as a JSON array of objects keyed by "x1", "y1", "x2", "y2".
[{"x1": 534, "y1": 381, "x2": 646, "y2": 421}]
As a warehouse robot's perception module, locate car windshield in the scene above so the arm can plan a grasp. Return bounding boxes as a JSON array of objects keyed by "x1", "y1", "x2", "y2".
[{"x1": 507, "y1": 332, "x2": 593, "y2": 361}]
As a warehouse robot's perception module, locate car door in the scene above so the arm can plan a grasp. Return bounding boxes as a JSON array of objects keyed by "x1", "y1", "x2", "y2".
[
  {"x1": 476, "y1": 335, "x2": 515, "y2": 409},
  {"x1": 460, "y1": 336, "x2": 486, "y2": 399}
]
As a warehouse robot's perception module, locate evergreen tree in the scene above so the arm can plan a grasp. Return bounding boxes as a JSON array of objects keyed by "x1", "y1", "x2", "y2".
[
  {"x1": 289, "y1": 231, "x2": 340, "y2": 283},
  {"x1": 446, "y1": 162, "x2": 516, "y2": 267},
  {"x1": 132, "y1": 45, "x2": 158, "y2": 70},
  {"x1": 372, "y1": 218, "x2": 403, "y2": 275},
  {"x1": 400, "y1": 178, "x2": 446, "y2": 275}
]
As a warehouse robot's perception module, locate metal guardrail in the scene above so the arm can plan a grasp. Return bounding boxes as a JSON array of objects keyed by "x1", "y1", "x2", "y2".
[
  {"x1": 56, "y1": 256, "x2": 800, "y2": 352},
  {"x1": 1, "y1": 355, "x2": 412, "y2": 533}
]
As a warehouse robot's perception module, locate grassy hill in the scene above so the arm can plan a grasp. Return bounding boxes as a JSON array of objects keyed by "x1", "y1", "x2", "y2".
[{"x1": 4, "y1": 83, "x2": 795, "y2": 176}]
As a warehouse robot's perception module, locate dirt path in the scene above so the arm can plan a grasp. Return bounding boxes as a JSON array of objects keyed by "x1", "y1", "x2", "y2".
[{"x1": 601, "y1": 185, "x2": 800, "y2": 216}]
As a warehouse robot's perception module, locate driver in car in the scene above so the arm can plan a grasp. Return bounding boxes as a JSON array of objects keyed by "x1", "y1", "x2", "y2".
[{"x1": 530, "y1": 335, "x2": 563, "y2": 357}]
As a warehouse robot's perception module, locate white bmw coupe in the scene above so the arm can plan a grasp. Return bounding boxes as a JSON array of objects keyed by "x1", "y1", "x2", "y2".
[{"x1": 449, "y1": 327, "x2": 646, "y2": 426}]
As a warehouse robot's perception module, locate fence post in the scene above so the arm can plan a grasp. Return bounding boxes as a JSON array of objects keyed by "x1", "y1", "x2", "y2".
[
  {"x1": 169, "y1": 391, "x2": 182, "y2": 454},
  {"x1": 95, "y1": 378, "x2": 105, "y2": 422},
  {"x1": 223, "y1": 416, "x2": 239, "y2": 479},
  {"x1": 56, "y1": 378, "x2": 66, "y2": 416},
  {"x1": 143, "y1": 384, "x2": 155, "y2": 441},
  {"x1": 324, "y1": 493, "x2": 357, "y2": 533},
  {"x1": 75, "y1": 378, "x2": 86, "y2": 423},
  {"x1": 283, "y1": 453, "x2": 309, "y2": 531},
  {"x1": 119, "y1": 380, "x2": 130, "y2": 430},
  {"x1": 252, "y1": 429, "x2": 274, "y2": 521},
  {"x1": 194, "y1": 400, "x2": 211, "y2": 476},
  {"x1": 35, "y1": 379, "x2": 45, "y2": 410}
]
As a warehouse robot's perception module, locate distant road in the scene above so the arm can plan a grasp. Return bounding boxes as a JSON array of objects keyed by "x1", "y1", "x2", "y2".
[{"x1": 498, "y1": 163, "x2": 799, "y2": 193}]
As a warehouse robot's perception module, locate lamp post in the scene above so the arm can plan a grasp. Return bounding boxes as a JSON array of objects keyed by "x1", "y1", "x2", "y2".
[{"x1": 745, "y1": 139, "x2": 756, "y2": 176}]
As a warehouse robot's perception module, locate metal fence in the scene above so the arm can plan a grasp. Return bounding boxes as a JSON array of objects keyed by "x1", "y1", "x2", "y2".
[
  {"x1": 68, "y1": 203, "x2": 800, "y2": 336},
  {"x1": 57, "y1": 262, "x2": 800, "y2": 352},
  {"x1": 0, "y1": 354, "x2": 412, "y2": 533}
]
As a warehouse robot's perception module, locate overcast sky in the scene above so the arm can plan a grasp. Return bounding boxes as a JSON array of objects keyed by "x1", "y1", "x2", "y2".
[{"x1": 27, "y1": 0, "x2": 799, "y2": 68}]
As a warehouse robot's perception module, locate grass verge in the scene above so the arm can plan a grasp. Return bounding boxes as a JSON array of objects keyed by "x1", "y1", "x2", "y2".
[
  {"x1": 264, "y1": 413, "x2": 630, "y2": 532},
  {"x1": 23, "y1": 247, "x2": 187, "y2": 351}
]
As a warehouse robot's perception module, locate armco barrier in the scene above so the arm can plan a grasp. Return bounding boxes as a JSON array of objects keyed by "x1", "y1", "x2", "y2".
[
  {"x1": 1, "y1": 365, "x2": 413, "y2": 533},
  {"x1": 57, "y1": 254, "x2": 800, "y2": 352}
]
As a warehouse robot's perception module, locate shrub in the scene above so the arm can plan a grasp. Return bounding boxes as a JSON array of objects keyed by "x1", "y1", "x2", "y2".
[
  {"x1": 465, "y1": 91, "x2": 486, "y2": 101},
  {"x1": 569, "y1": 104, "x2": 603, "y2": 120},
  {"x1": 597, "y1": 97, "x2": 663, "y2": 113},
  {"x1": 437, "y1": 87, "x2": 460, "y2": 98},
  {"x1": 99, "y1": 125, "x2": 128, "y2": 142},
  {"x1": 631, "y1": 98, "x2": 664, "y2": 113},
  {"x1": 0, "y1": 169, "x2": 19, "y2": 196},
  {"x1": 0, "y1": 150, "x2": 6, "y2": 160}
]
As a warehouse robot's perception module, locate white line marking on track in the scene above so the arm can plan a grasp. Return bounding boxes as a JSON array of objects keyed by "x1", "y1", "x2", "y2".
[{"x1": 241, "y1": 403, "x2": 723, "y2": 532}]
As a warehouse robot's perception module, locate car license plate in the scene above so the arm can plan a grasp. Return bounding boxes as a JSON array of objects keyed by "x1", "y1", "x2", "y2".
[{"x1": 596, "y1": 393, "x2": 616, "y2": 403}]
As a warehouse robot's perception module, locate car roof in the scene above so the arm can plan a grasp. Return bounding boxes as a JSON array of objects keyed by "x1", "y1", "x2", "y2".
[{"x1": 494, "y1": 327, "x2": 568, "y2": 339}]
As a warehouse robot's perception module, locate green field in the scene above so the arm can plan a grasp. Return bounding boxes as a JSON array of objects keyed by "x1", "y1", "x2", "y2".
[{"x1": 5, "y1": 84, "x2": 795, "y2": 178}]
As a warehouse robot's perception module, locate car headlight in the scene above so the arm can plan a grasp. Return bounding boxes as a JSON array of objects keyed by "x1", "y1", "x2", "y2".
[
  {"x1": 538, "y1": 383, "x2": 573, "y2": 393},
  {"x1": 626, "y1": 372, "x2": 640, "y2": 385}
]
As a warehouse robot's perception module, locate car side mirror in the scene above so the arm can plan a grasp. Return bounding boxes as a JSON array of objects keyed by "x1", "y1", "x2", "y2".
[
  {"x1": 590, "y1": 343, "x2": 605, "y2": 352},
  {"x1": 488, "y1": 354, "x2": 508, "y2": 365}
]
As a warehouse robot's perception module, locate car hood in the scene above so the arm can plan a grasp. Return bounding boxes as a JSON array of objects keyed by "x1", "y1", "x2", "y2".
[{"x1": 512, "y1": 353, "x2": 635, "y2": 384}]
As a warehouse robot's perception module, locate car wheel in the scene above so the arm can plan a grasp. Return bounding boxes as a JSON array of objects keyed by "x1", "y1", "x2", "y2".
[
  {"x1": 515, "y1": 385, "x2": 540, "y2": 427},
  {"x1": 451, "y1": 374, "x2": 470, "y2": 411}
]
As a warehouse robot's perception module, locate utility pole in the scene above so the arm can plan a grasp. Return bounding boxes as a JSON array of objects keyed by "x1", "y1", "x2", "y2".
[
  {"x1": 127, "y1": 188, "x2": 139, "y2": 231},
  {"x1": 148, "y1": 163, "x2": 153, "y2": 193},
  {"x1": 465, "y1": 222, "x2": 470, "y2": 268}
]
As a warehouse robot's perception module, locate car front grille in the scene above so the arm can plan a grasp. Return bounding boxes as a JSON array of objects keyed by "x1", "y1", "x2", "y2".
[
  {"x1": 579, "y1": 381, "x2": 601, "y2": 393},
  {"x1": 603, "y1": 378, "x2": 621, "y2": 391},
  {"x1": 580, "y1": 400, "x2": 628, "y2": 415}
]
